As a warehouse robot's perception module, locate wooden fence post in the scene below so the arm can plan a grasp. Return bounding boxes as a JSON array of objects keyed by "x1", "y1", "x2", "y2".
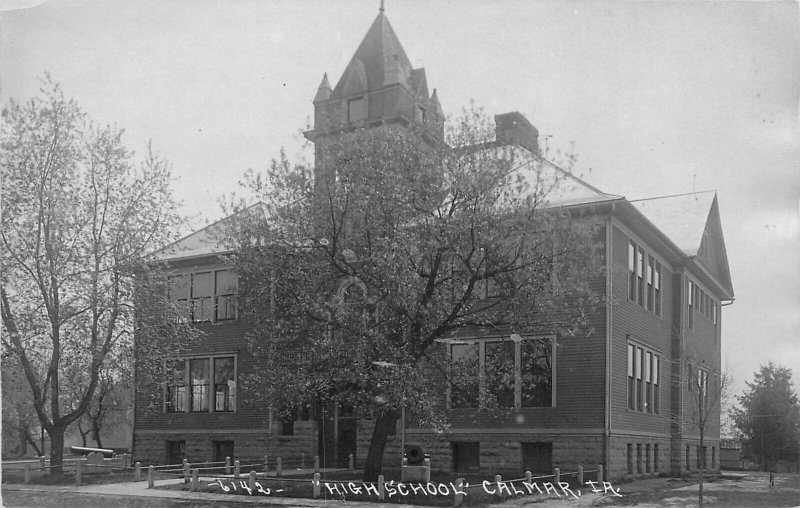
[
  {"x1": 225, "y1": 456, "x2": 231, "y2": 475},
  {"x1": 234, "y1": 459, "x2": 241, "y2": 479},
  {"x1": 313, "y1": 473, "x2": 321, "y2": 498},
  {"x1": 378, "y1": 474, "x2": 385, "y2": 500},
  {"x1": 40, "y1": 456, "x2": 46, "y2": 469},
  {"x1": 494, "y1": 475, "x2": 503, "y2": 498},
  {"x1": 554, "y1": 467, "x2": 560, "y2": 485},
  {"x1": 191, "y1": 469, "x2": 199, "y2": 492},
  {"x1": 598, "y1": 464, "x2": 604, "y2": 482},
  {"x1": 183, "y1": 459, "x2": 190, "y2": 484},
  {"x1": 453, "y1": 477, "x2": 465, "y2": 507},
  {"x1": 75, "y1": 461, "x2": 82, "y2": 486},
  {"x1": 578, "y1": 465, "x2": 584, "y2": 485},
  {"x1": 276, "y1": 457, "x2": 282, "y2": 477},
  {"x1": 147, "y1": 465, "x2": 154, "y2": 488},
  {"x1": 24, "y1": 463, "x2": 31, "y2": 484},
  {"x1": 135, "y1": 461, "x2": 141, "y2": 480},
  {"x1": 249, "y1": 470, "x2": 257, "y2": 492},
  {"x1": 314, "y1": 455, "x2": 320, "y2": 473},
  {"x1": 525, "y1": 470, "x2": 532, "y2": 484}
]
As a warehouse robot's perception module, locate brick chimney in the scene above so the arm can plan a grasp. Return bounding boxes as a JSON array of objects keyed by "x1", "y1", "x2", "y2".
[{"x1": 495, "y1": 112, "x2": 540, "y2": 155}]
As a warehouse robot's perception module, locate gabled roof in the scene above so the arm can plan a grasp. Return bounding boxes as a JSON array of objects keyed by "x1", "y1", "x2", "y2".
[
  {"x1": 330, "y1": 11, "x2": 414, "y2": 100},
  {"x1": 631, "y1": 191, "x2": 733, "y2": 298},
  {"x1": 537, "y1": 159, "x2": 622, "y2": 208},
  {"x1": 153, "y1": 203, "x2": 266, "y2": 262},
  {"x1": 630, "y1": 191, "x2": 716, "y2": 256}
]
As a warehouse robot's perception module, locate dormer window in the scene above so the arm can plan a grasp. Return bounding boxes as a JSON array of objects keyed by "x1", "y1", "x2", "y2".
[{"x1": 347, "y1": 96, "x2": 367, "y2": 122}]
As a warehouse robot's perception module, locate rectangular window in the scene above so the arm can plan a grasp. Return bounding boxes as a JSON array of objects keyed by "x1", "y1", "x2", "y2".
[
  {"x1": 166, "y1": 359, "x2": 187, "y2": 413},
  {"x1": 628, "y1": 241, "x2": 637, "y2": 301},
  {"x1": 168, "y1": 275, "x2": 190, "y2": 323},
  {"x1": 347, "y1": 96, "x2": 368, "y2": 122},
  {"x1": 521, "y1": 338, "x2": 553, "y2": 407},
  {"x1": 165, "y1": 355, "x2": 236, "y2": 413},
  {"x1": 166, "y1": 440, "x2": 185, "y2": 465},
  {"x1": 449, "y1": 336, "x2": 553, "y2": 409},
  {"x1": 646, "y1": 255, "x2": 654, "y2": 311},
  {"x1": 169, "y1": 269, "x2": 238, "y2": 323},
  {"x1": 646, "y1": 444, "x2": 651, "y2": 473},
  {"x1": 213, "y1": 441, "x2": 234, "y2": 463},
  {"x1": 485, "y1": 341, "x2": 515, "y2": 408},
  {"x1": 452, "y1": 442, "x2": 480, "y2": 473},
  {"x1": 521, "y1": 442, "x2": 553, "y2": 473},
  {"x1": 686, "y1": 445, "x2": 692, "y2": 471},
  {"x1": 450, "y1": 343, "x2": 479, "y2": 408},
  {"x1": 688, "y1": 280, "x2": 695, "y2": 329},
  {"x1": 654, "y1": 261, "x2": 662, "y2": 316},
  {"x1": 215, "y1": 269, "x2": 237, "y2": 321},
  {"x1": 628, "y1": 241, "x2": 662, "y2": 317},
  {"x1": 645, "y1": 352, "x2": 653, "y2": 413},
  {"x1": 190, "y1": 358, "x2": 210, "y2": 412},
  {"x1": 627, "y1": 444, "x2": 633, "y2": 475},
  {"x1": 627, "y1": 343, "x2": 636, "y2": 410},
  {"x1": 654, "y1": 444, "x2": 659, "y2": 472},
  {"x1": 191, "y1": 272, "x2": 214, "y2": 322},
  {"x1": 214, "y1": 357, "x2": 236, "y2": 412},
  {"x1": 637, "y1": 443, "x2": 643, "y2": 474},
  {"x1": 628, "y1": 341, "x2": 660, "y2": 414},
  {"x1": 712, "y1": 447, "x2": 716, "y2": 469},
  {"x1": 696, "y1": 446, "x2": 702, "y2": 470},
  {"x1": 637, "y1": 247, "x2": 645, "y2": 306},
  {"x1": 636, "y1": 347, "x2": 644, "y2": 411},
  {"x1": 653, "y1": 355, "x2": 660, "y2": 414}
]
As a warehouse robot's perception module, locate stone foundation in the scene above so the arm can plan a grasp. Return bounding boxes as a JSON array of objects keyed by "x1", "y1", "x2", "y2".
[{"x1": 133, "y1": 432, "x2": 268, "y2": 466}]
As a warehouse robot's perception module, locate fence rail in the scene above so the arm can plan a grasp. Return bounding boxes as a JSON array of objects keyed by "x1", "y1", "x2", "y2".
[
  {"x1": 139, "y1": 454, "x2": 606, "y2": 508},
  {"x1": 5, "y1": 453, "x2": 607, "y2": 507}
]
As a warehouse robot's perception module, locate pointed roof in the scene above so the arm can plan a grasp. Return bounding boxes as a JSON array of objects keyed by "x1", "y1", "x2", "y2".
[
  {"x1": 630, "y1": 191, "x2": 716, "y2": 256},
  {"x1": 313, "y1": 73, "x2": 332, "y2": 103},
  {"x1": 631, "y1": 190, "x2": 733, "y2": 298},
  {"x1": 330, "y1": 11, "x2": 414, "y2": 99}
]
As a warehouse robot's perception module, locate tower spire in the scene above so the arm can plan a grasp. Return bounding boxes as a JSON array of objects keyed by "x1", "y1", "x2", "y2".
[{"x1": 379, "y1": 0, "x2": 384, "y2": 13}]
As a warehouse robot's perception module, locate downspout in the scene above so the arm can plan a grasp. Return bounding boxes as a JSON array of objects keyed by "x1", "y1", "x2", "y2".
[{"x1": 604, "y1": 208, "x2": 614, "y2": 476}]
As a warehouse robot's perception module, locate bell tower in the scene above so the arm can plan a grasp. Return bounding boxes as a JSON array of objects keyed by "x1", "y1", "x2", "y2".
[{"x1": 304, "y1": 6, "x2": 444, "y2": 182}]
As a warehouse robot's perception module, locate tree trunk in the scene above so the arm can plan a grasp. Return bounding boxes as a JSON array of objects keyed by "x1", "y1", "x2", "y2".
[
  {"x1": 49, "y1": 426, "x2": 65, "y2": 476},
  {"x1": 362, "y1": 409, "x2": 398, "y2": 482},
  {"x1": 699, "y1": 422, "x2": 705, "y2": 507},
  {"x1": 92, "y1": 420, "x2": 104, "y2": 449}
]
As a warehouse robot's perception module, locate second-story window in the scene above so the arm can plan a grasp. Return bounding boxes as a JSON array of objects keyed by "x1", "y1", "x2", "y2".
[
  {"x1": 628, "y1": 240, "x2": 662, "y2": 316},
  {"x1": 169, "y1": 268, "x2": 237, "y2": 323}
]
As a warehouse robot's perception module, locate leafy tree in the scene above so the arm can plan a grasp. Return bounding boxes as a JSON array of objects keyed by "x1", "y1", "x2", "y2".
[
  {"x1": 0, "y1": 77, "x2": 195, "y2": 473},
  {"x1": 732, "y1": 363, "x2": 800, "y2": 471},
  {"x1": 229, "y1": 109, "x2": 602, "y2": 481}
]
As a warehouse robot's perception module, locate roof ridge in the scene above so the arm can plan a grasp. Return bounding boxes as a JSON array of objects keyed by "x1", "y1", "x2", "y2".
[{"x1": 630, "y1": 189, "x2": 716, "y2": 202}]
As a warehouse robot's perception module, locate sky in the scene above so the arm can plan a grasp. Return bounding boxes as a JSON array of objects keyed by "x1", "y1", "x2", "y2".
[{"x1": 2, "y1": 0, "x2": 799, "y2": 401}]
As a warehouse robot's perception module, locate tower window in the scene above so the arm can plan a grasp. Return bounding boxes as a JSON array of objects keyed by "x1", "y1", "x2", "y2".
[{"x1": 347, "y1": 96, "x2": 367, "y2": 122}]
